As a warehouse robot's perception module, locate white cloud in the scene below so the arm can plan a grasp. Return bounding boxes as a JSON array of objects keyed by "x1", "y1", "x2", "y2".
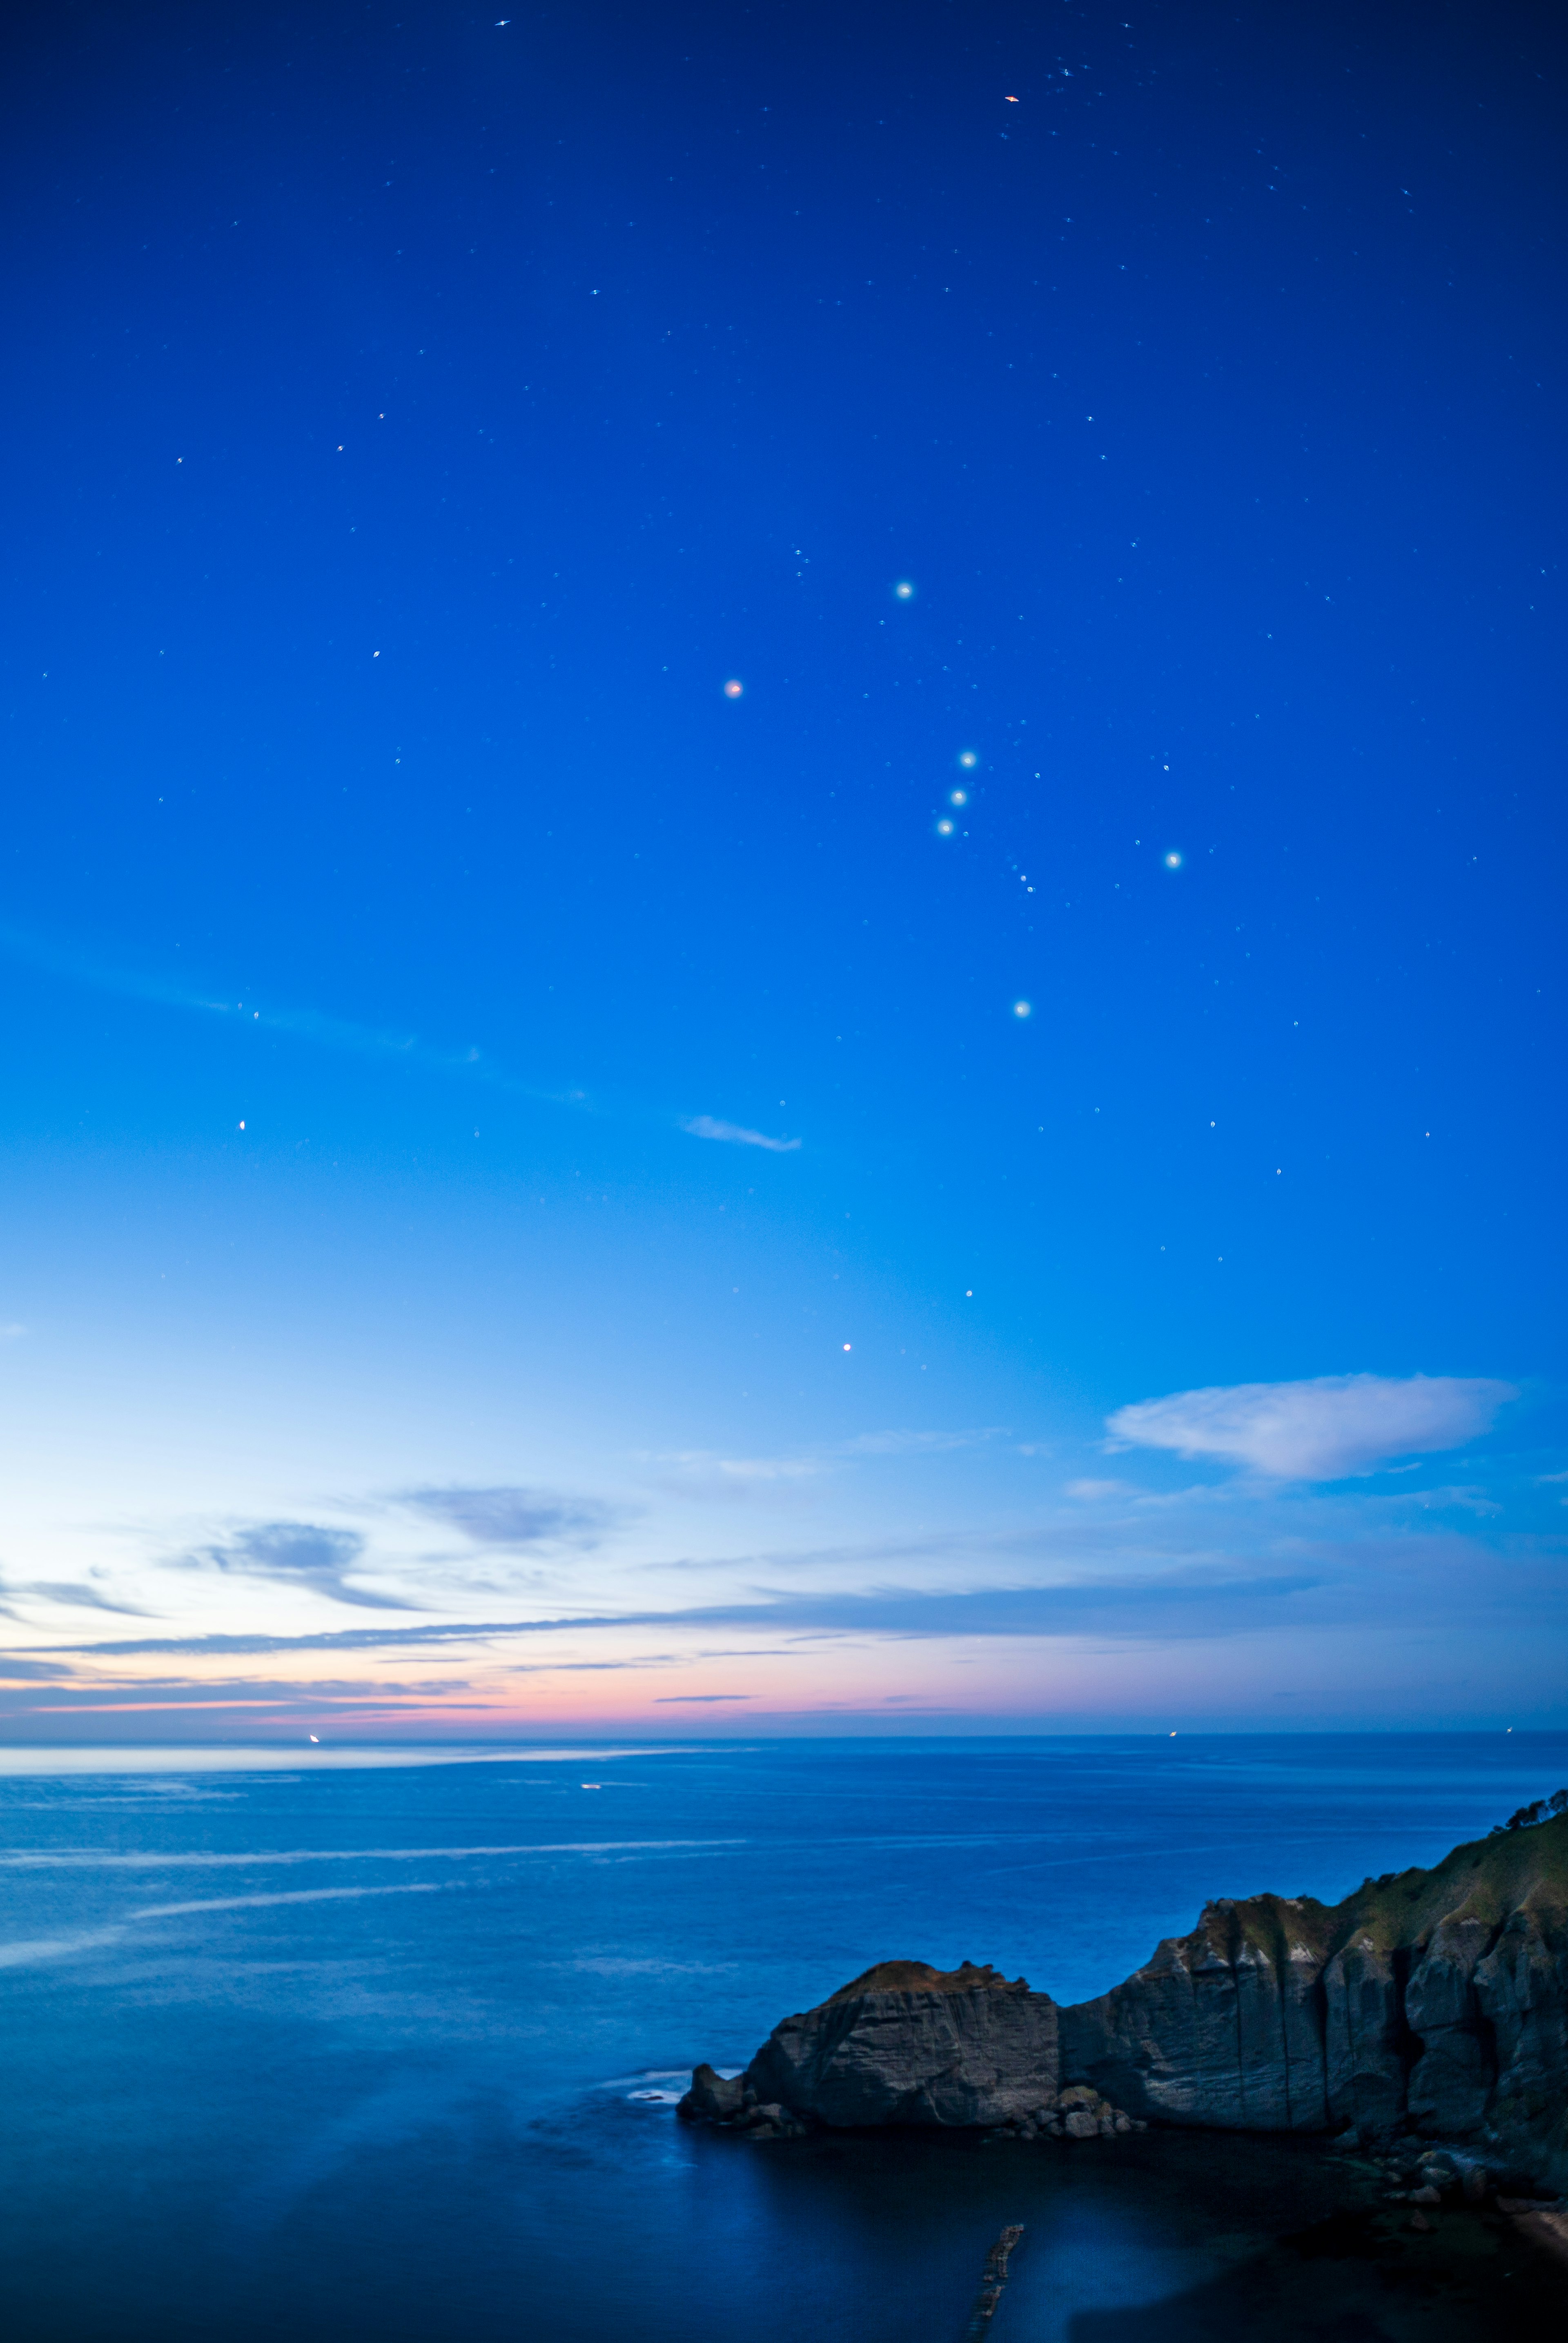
[
  {"x1": 681, "y1": 1115, "x2": 801, "y2": 1153},
  {"x1": 1106, "y1": 1373, "x2": 1517, "y2": 1481}
]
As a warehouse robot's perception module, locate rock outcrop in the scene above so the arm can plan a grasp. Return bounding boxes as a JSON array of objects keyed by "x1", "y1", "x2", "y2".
[
  {"x1": 679, "y1": 1815, "x2": 1568, "y2": 2190},
  {"x1": 743, "y1": 1959, "x2": 1061, "y2": 2127}
]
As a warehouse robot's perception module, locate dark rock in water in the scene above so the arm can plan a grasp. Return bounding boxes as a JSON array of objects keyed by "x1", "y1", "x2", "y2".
[
  {"x1": 682, "y1": 1815, "x2": 1568, "y2": 2192},
  {"x1": 676, "y1": 2063, "x2": 745, "y2": 2123},
  {"x1": 676, "y1": 2065, "x2": 812, "y2": 2139},
  {"x1": 743, "y1": 1959, "x2": 1060, "y2": 2127}
]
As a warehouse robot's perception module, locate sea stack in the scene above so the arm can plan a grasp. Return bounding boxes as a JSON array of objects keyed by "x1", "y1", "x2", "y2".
[{"x1": 744, "y1": 1960, "x2": 1061, "y2": 2128}]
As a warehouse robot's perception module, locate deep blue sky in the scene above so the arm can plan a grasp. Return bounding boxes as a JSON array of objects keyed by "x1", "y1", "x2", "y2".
[{"x1": 1, "y1": 0, "x2": 1564, "y2": 1737}]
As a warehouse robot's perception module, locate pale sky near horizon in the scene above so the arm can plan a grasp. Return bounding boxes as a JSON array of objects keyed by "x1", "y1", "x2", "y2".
[{"x1": 1, "y1": 0, "x2": 1564, "y2": 1739}]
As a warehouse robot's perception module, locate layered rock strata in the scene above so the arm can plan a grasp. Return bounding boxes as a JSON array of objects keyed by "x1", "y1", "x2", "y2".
[
  {"x1": 1062, "y1": 1815, "x2": 1568, "y2": 2190},
  {"x1": 679, "y1": 1817, "x2": 1568, "y2": 2190}
]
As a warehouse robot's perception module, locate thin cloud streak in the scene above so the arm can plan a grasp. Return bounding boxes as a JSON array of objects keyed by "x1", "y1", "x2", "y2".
[
  {"x1": 0, "y1": 919, "x2": 580, "y2": 1108},
  {"x1": 0, "y1": 920, "x2": 743, "y2": 1144},
  {"x1": 4, "y1": 1582, "x2": 152, "y2": 1617},
  {"x1": 0, "y1": 921, "x2": 819, "y2": 1165},
  {"x1": 680, "y1": 1115, "x2": 801, "y2": 1153},
  {"x1": 48, "y1": 1570, "x2": 1330, "y2": 1655}
]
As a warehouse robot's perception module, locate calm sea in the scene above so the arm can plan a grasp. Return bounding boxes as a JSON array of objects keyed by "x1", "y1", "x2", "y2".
[{"x1": 3, "y1": 1733, "x2": 1565, "y2": 2341}]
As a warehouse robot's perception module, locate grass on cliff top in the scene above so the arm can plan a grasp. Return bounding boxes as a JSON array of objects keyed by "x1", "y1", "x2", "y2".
[
  {"x1": 826, "y1": 1958, "x2": 1026, "y2": 2002},
  {"x1": 1223, "y1": 1813, "x2": 1568, "y2": 1958}
]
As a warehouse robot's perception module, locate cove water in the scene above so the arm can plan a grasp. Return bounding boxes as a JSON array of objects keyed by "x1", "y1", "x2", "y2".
[{"x1": 3, "y1": 1733, "x2": 1565, "y2": 2341}]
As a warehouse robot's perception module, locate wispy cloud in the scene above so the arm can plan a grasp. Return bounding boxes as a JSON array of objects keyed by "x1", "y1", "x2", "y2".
[
  {"x1": 0, "y1": 921, "x2": 818, "y2": 1165},
  {"x1": 52, "y1": 1570, "x2": 1327, "y2": 1655},
  {"x1": 0, "y1": 919, "x2": 591, "y2": 1119},
  {"x1": 399, "y1": 1487, "x2": 621, "y2": 1548},
  {"x1": 186, "y1": 1522, "x2": 410, "y2": 1610},
  {"x1": 680, "y1": 1115, "x2": 801, "y2": 1153},
  {"x1": 4, "y1": 1581, "x2": 150, "y2": 1617},
  {"x1": 653, "y1": 1450, "x2": 823, "y2": 1484},
  {"x1": 840, "y1": 1428, "x2": 1005, "y2": 1458},
  {"x1": 649, "y1": 1428, "x2": 999, "y2": 1488},
  {"x1": 1107, "y1": 1373, "x2": 1517, "y2": 1480}
]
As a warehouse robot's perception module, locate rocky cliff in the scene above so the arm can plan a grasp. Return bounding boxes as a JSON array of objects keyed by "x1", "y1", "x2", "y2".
[
  {"x1": 1063, "y1": 1812, "x2": 1568, "y2": 2188},
  {"x1": 681, "y1": 1816, "x2": 1568, "y2": 2189}
]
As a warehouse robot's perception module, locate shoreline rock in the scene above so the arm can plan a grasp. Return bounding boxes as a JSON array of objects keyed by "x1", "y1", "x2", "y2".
[{"x1": 678, "y1": 1814, "x2": 1568, "y2": 2192}]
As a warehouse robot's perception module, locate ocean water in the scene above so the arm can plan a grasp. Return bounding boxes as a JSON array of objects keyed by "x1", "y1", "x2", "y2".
[{"x1": 3, "y1": 1733, "x2": 1566, "y2": 2341}]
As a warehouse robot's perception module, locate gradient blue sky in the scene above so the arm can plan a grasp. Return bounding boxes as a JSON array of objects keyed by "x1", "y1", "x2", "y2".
[{"x1": 1, "y1": 0, "x2": 1564, "y2": 1737}]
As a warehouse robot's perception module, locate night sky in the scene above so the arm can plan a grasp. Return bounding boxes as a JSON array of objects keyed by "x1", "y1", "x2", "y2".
[{"x1": 2, "y1": 0, "x2": 1564, "y2": 1736}]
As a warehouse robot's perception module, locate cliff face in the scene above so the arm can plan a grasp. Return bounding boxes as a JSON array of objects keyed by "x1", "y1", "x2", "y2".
[
  {"x1": 688, "y1": 1818, "x2": 1568, "y2": 2187},
  {"x1": 1061, "y1": 1815, "x2": 1568, "y2": 2189},
  {"x1": 743, "y1": 1959, "x2": 1060, "y2": 2127}
]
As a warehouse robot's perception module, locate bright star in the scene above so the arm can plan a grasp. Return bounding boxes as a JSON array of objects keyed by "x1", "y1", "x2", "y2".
[
  {"x1": 1164, "y1": 850, "x2": 1183, "y2": 869},
  {"x1": 958, "y1": 749, "x2": 978, "y2": 768},
  {"x1": 722, "y1": 678, "x2": 743, "y2": 698},
  {"x1": 936, "y1": 818, "x2": 954, "y2": 835},
  {"x1": 950, "y1": 788, "x2": 967, "y2": 806},
  {"x1": 1013, "y1": 999, "x2": 1032, "y2": 1018},
  {"x1": 893, "y1": 580, "x2": 915, "y2": 600}
]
